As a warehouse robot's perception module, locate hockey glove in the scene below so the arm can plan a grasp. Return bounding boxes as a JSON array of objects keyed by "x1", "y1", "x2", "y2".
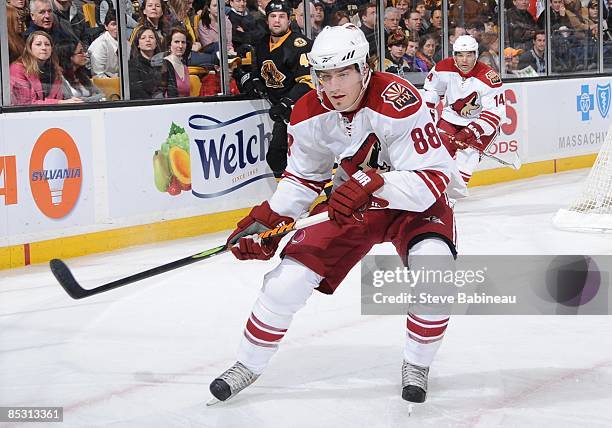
[
  {"x1": 269, "y1": 97, "x2": 293, "y2": 123},
  {"x1": 453, "y1": 122, "x2": 484, "y2": 150},
  {"x1": 227, "y1": 201, "x2": 293, "y2": 260},
  {"x1": 328, "y1": 169, "x2": 385, "y2": 225},
  {"x1": 238, "y1": 72, "x2": 266, "y2": 98}
]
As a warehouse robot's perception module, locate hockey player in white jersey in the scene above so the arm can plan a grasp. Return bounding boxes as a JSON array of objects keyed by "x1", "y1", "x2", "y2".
[
  {"x1": 423, "y1": 35, "x2": 505, "y2": 191},
  {"x1": 209, "y1": 24, "x2": 462, "y2": 406}
]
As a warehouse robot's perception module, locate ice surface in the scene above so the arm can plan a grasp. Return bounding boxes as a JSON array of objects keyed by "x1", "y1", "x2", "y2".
[{"x1": 1, "y1": 170, "x2": 612, "y2": 427}]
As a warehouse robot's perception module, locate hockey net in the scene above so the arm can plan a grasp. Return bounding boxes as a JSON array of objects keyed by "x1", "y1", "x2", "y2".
[{"x1": 553, "y1": 124, "x2": 612, "y2": 232}]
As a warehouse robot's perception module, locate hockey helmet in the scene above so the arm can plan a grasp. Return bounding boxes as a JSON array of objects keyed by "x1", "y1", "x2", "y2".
[
  {"x1": 452, "y1": 35, "x2": 479, "y2": 54},
  {"x1": 265, "y1": 0, "x2": 292, "y2": 17},
  {"x1": 307, "y1": 24, "x2": 370, "y2": 72}
]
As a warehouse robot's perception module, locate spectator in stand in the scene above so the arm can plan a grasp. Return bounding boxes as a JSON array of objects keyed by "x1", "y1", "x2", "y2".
[
  {"x1": 358, "y1": 2, "x2": 377, "y2": 55},
  {"x1": 97, "y1": 0, "x2": 138, "y2": 33},
  {"x1": 503, "y1": 46, "x2": 522, "y2": 74},
  {"x1": 426, "y1": 8, "x2": 442, "y2": 36},
  {"x1": 518, "y1": 29, "x2": 546, "y2": 74},
  {"x1": 465, "y1": 21, "x2": 483, "y2": 43},
  {"x1": 414, "y1": 1, "x2": 430, "y2": 32},
  {"x1": 448, "y1": 25, "x2": 466, "y2": 46},
  {"x1": 51, "y1": 0, "x2": 98, "y2": 45},
  {"x1": 404, "y1": 32, "x2": 428, "y2": 71},
  {"x1": 88, "y1": 10, "x2": 119, "y2": 77},
  {"x1": 505, "y1": 0, "x2": 538, "y2": 51},
  {"x1": 330, "y1": 9, "x2": 350, "y2": 25},
  {"x1": 251, "y1": 0, "x2": 271, "y2": 31},
  {"x1": 384, "y1": 6, "x2": 401, "y2": 41},
  {"x1": 56, "y1": 38, "x2": 105, "y2": 101},
  {"x1": 379, "y1": 29, "x2": 413, "y2": 77},
  {"x1": 415, "y1": 33, "x2": 436, "y2": 70},
  {"x1": 10, "y1": 31, "x2": 82, "y2": 104},
  {"x1": 403, "y1": 10, "x2": 424, "y2": 37},
  {"x1": 130, "y1": 0, "x2": 168, "y2": 51},
  {"x1": 24, "y1": 0, "x2": 72, "y2": 44},
  {"x1": 198, "y1": 0, "x2": 236, "y2": 63},
  {"x1": 167, "y1": 0, "x2": 200, "y2": 49},
  {"x1": 478, "y1": 31, "x2": 500, "y2": 72},
  {"x1": 395, "y1": 0, "x2": 411, "y2": 18},
  {"x1": 293, "y1": 0, "x2": 320, "y2": 37},
  {"x1": 129, "y1": 26, "x2": 164, "y2": 99},
  {"x1": 161, "y1": 27, "x2": 191, "y2": 97},
  {"x1": 320, "y1": 0, "x2": 339, "y2": 26},
  {"x1": 8, "y1": 5, "x2": 27, "y2": 63},
  {"x1": 312, "y1": 0, "x2": 326, "y2": 34},
  {"x1": 9, "y1": 0, "x2": 30, "y2": 33},
  {"x1": 228, "y1": 0, "x2": 265, "y2": 51},
  {"x1": 538, "y1": 0, "x2": 571, "y2": 30}
]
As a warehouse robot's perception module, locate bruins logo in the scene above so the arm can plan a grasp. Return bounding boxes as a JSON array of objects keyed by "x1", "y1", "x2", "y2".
[
  {"x1": 294, "y1": 37, "x2": 307, "y2": 48},
  {"x1": 260, "y1": 60, "x2": 286, "y2": 89}
]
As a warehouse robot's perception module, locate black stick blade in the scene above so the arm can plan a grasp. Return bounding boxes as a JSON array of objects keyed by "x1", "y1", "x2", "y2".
[{"x1": 50, "y1": 259, "x2": 89, "y2": 299}]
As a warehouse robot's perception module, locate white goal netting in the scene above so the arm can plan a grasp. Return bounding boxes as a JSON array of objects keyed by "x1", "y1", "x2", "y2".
[{"x1": 553, "y1": 124, "x2": 612, "y2": 233}]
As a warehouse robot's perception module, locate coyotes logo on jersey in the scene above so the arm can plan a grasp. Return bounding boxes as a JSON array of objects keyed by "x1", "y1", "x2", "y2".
[
  {"x1": 451, "y1": 91, "x2": 480, "y2": 118},
  {"x1": 261, "y1": 60, "x2": 286, "y2": 88},
  {"x1": 381, "y1": 81, "x2": 419, "y2": 111},
  {"x1": 340, "y1": 133, "x2": 390, "y2": 176}
]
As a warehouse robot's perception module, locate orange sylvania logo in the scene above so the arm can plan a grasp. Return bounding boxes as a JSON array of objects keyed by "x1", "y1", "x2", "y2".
[{"x1": 29, "y1": 128, "x2": 82, "y2": 219}]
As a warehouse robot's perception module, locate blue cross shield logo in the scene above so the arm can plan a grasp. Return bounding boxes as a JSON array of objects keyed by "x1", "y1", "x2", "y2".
[
  {"x1": 576, "y1": 85, "x2": 594, "y2": 121},
  {"x1": 596, "y1": 83, "x2": 611, "y2": 118}
]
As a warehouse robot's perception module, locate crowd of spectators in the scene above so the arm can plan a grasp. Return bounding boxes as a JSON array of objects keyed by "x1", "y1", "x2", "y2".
[{"x1": 4, "y1": 0, "x2": 612, "y2": 105}]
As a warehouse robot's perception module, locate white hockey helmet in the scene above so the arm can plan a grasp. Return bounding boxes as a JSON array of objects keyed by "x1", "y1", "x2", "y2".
[
  {"x1": 307, "y1": 23, "x2": 370, "y2": 71},
  {"x1": 452, "y1": 35, "x2": 479, "y2": 54}
]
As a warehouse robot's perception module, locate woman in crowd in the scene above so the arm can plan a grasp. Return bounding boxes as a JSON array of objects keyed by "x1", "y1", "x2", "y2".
[
  {"x1": 130, "y1": 0, "x2": 169, "y2": 51},
  {"x1": 415, "y1": 33, "x2": 437, "y2": 71},
  {"x1": 88, "y1": 11, "x2": 119, "y2": 77},
  {"x1": 198, "y1": 0, "x2": 236, "y2": 60},
  {"x1": 129, "y1": 26, "x2": 164, "y2": 99},
  {"x1": 8, "y1": 0, "x2": 29, "y2": 33},
  {"x1": 56, "y1": 39, "x2": 105, "y2": 102},
  {"x1": 161, "y1": 27, "x2": 191, "y2": 97},
  {"x1": 9, "y1": 31, "x2": 81, "y2": 105},
  {"x1": 330, "y1": 10, "x2": 350, "y2": 26},
  {"x1": 478, "y1": 31, "x2": 500, "y2": 72},
  {"x1": 7, "y1": 5, "x2": 26, "y2": 64}
]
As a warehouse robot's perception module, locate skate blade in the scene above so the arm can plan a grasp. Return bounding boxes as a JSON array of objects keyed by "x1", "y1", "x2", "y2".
[{"x1": 206, "y1": 397, "x2": 222, "y2": 406}]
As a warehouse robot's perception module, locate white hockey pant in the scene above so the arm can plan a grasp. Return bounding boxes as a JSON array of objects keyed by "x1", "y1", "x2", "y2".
[{"x1": 237, "y1": 238, "x2": 453, "y2": 374}]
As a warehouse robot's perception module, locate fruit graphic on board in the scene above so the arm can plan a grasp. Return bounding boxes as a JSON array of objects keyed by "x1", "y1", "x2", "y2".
[
  {"x1": 153, "y1": 150, "x2": 172, "y2": 192},
  {"x1": 169, "y1": 146, "x2": 191, "y2": 185},
  {"x1": 153, "y1": 122, "x2": 191, "y2": 195}
]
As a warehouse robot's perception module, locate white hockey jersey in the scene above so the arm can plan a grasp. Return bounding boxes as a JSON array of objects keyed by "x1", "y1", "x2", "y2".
[
  {"x1": 268, "y1": 72, "x2": 463, "y2": 220},
  {"x1": 423, "y1": 57, "x2": 505, "y2": 137}
]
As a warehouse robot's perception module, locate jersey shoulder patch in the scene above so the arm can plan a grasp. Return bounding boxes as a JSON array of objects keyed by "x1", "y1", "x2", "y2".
[
  {"x1": 473, "y1": 62, "x2": 503, "y2": 88},
  {"x1": 366, "y1": 73, "x2": 422, "y2": 118},
  {"x1": 294, "y1": 37, "x2": 308, "y2": 47},
  {"x1": 381, "y1": 81, "x2": 419, "y2": 112}
]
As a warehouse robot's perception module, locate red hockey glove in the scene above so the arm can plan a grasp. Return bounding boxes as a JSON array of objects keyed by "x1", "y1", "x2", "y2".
[
  {"x1": 328, "y1": 169, "x2": 385, "y2": 225},
  {"x1": 227, "y1": 201, "x2": 293, "y2": 260},
  {"x1": 453, "y1": 122, "x2": 483, "y2": 150}
]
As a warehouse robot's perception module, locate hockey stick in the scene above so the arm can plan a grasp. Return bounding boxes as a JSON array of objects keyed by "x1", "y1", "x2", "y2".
[
  {"x1": 50, "y1": 212, "x2": 329, "y2": 300},
  {"x1": 439, "y1": 129, "x2": 522, "y2": 170}
]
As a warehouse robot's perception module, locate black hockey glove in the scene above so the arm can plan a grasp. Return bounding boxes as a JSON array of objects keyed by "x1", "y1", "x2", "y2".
[
  {"x1": 238, "y1": 71, "x2": 266, "y2": 98},
  {"x1": 269, "y1": 97, "x2": 293, "y2": 123}
]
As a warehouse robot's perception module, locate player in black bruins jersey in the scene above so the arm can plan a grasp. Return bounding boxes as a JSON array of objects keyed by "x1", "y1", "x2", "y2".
[{"x1": 235, "y1": 0, "x2": 314, "y2": 178}]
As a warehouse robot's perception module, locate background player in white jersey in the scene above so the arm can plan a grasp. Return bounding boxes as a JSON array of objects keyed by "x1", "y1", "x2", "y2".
[
  {"x1": 209, "y1": 24, "x2": 462, "y2": 406},
  {"x1": 423, "y1": 35, "x2": 505, "y2": 191}
]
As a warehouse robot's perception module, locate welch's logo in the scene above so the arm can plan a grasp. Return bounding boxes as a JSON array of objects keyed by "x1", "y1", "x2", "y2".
[{"x1": 188, "y1": 110, "x2": 274, "y2": 198}]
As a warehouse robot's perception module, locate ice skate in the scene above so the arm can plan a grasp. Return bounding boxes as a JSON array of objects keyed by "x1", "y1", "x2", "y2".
[
  {"x1": 207, "y1": 361, "x2": 259, "y2": 406},
  {"x1": 401, "y1": 360, "x2": 429, "y2": 412}
]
